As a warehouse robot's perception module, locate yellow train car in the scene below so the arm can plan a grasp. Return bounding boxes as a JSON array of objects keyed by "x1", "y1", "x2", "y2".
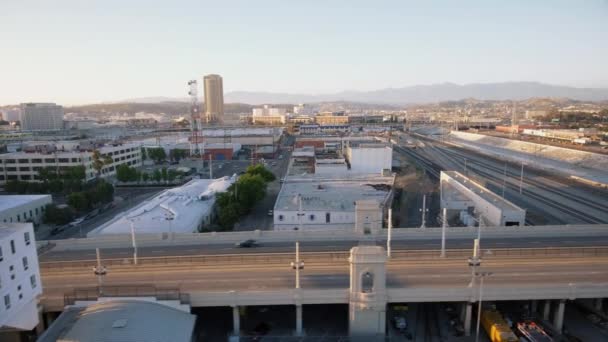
[{"x1": 481, "y1": 309, "x2": 519, "y2": 342}]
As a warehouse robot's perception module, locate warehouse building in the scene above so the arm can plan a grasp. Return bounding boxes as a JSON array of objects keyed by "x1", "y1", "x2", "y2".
[
  {"x1": 89, "y1": 176, "x2": 235, "y2": 235},
  {"x1": 273, "y1": 174, "x2": 394, "y2": 231},
  {"x1": 0, "y1": 195, "x2": 52, "y2": 224},
  {"x1": 440, "y1": 171, "x2": 526, "y2": 227}
]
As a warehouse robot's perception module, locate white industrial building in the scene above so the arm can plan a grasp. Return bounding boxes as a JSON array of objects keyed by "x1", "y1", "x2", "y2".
[
  {"x1": 90, "y1": 176, "x2": 235, "y2": 236},
  {"x1": 0, "y1": 142, "x2": 142, "y2": 184},
  {"x1": 273, "y1": 174, "x2": 394, "y2": 231},
  {"x1": 38, "y1": 300, "x2": 196, "y2": 342},
  {"x1": 344, "y1": 141, "x2": 393, "y2": 174},
  {"x1": 199, "y1": 127, "x2": 283, "y2": 147},
  {"x1": 0, "y1": 195, "x2": 52, "y2": 224},
  {"x1": 440, "y1": 171, "x2": 526, "y2": 227},
  {"x1": 0, "y1": 223, "x2": 42, "y2": 331},
  {"x1": 19, "y1": 103, "x2": 64, "y2": 131}
]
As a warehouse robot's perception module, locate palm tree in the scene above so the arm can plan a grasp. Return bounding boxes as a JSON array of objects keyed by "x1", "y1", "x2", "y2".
[{"x1": 92, "y1": 150, "x2": 114, "y2": 178}]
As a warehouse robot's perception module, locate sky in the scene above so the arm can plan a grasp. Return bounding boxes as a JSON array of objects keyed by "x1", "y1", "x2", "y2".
[{"x1": 1, "y1": 0, "x2": 608, "y2": 105}]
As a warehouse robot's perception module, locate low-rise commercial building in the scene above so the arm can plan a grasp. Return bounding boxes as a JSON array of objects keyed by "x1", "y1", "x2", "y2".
[
  {"x1": 89, "y1": 176, "x2": 235, "y2": 235},
  {"x1": 0, "y1": 195, "x2": 52, "y2": 224},
  {"x1": 0, "y1": 223, "x2": 42, "y2": 331},
  {"x1": 0, "y1": 142, "x2": 142, "y2": 184},
  {"x1": 273, "y1": 174, "x2": 394, "y2": 230}
]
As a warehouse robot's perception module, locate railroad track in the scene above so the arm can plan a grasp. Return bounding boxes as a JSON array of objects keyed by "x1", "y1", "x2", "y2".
[
  {"x1": 432, "y1": 142, "x2": 608, "y2": 215},
  {"x1": 429, "y1": 144, "x2": 606, "y2": 224},
  {"x1": 395, "y1": 140, "x2": 606, "y2": 225}
]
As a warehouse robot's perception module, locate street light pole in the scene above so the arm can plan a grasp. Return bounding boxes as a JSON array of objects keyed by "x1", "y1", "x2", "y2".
[
  {"x1": 475, "y1": 271, "x2": 492, "y2": 342},
  {"x1": 441, "y1": 208, "x2": 447, "y2": 258},
  {"x1": 420, "y1": 194, "x2": 428, "y2": 229},
  {"x1": 93, "y1": 248, "x2": 107, "y2": 296},
  {"x1": 129, "y1": 220, "x2": 138, "y2": 265},
  {"x1": 291, "y1": 241, "x2": 304, "y2": 289},
  {"x1": 387, "y1": 208, "x2": 392, "y2": 258},
  {"x1": 519, "y1": 162, "x2": 524, "y2": 194}
]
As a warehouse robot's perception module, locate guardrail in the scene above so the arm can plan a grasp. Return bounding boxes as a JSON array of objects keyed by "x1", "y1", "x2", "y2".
[{"x1": 40, "y1": 246, "x2": 608, "y2": 271}]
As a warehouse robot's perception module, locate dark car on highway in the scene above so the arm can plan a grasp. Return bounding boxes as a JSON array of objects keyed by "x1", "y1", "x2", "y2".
[{"x1": 235, "y1": 239, "x2": 259, "y2": 248}]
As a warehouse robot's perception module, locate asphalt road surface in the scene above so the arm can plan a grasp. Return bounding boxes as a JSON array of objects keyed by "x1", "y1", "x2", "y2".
[{"x1": 39, "y1": 235, "x2": 608, "y2": 262}]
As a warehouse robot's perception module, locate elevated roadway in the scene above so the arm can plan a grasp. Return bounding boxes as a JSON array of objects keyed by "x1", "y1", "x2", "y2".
[{"x1": 40, "y1": 246, "x2": 608, "y2": 312}]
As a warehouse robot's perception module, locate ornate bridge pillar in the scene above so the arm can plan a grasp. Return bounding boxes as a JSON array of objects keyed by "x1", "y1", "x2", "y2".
[{"x1": 348, "y1": 245, "x2": 387, "y2": 341}]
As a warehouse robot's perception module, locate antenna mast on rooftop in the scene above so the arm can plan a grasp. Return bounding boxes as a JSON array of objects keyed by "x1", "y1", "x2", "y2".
[{"x1": 188, "y1": 80, "x2": 201, "y2": 156}]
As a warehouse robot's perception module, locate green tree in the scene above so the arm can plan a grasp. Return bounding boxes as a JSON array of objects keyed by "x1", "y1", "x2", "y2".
[
  {"x1": 116, "y1": 164, "x2": 138, "y2": 182},
  {"x1": 161, "y1": 167, "x2": 168, "y2": 181},
  {"x1": 68, "y1": 192, "x2": 89, "y2": 212},
  {"x1": 92, "y1": 150, "x2": 105, "y2": 176},
  {"x1": 167, "y1": 169, "x2": 178, "y2": 182},
  {"x1": 43, "y1": 204, "x2": 74, "y2": 225},
  {"x1": 215, "y1": 192, "x2": 241, "y2": 230},
  {"x1": 153, "y1": 169, "x2": 162, "y2": 182},
  {"x1": 147, "y1": 148, "x2": 167, "y2": 164},
  {"x1": 94, "y1": 180, "x2": 114, "y2": 203},
  {"x1": 141, "y1": 147, "x2": 147, "y2": 161},
  {"x1": 234, "y1": 174, "x2": 267, "y2": 212},
  {"x1": 246, "y1": 164, "x2": 276, "y2": 182},
  {"x1": 169, "y1": 149, "x2": 187, "y2": 162},
  {"x1": 142, "y1": 172, "x2": 150, "y2": 182}
]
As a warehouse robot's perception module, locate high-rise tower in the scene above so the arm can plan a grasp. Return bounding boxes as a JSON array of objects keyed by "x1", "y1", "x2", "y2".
[{"x1": 203, "y1": 74, "x2": 224, "y2": 123}]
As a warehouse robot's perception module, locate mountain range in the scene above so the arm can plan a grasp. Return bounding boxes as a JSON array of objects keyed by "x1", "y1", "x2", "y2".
[{"x1": 116, "y1": 82, "x2": 608, "y2": 106}]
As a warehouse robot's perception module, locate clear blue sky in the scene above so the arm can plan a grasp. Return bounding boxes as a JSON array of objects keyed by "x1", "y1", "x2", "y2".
[{"x1": 2, "y1": 0, "x2": 607, "y2": 105}]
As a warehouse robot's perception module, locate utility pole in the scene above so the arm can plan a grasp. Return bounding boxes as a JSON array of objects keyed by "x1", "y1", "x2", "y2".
[
  {"x1": 209, "y1": 154, "x2": 213, "y2": 179},
  {"x1": 441, "y1": 207, "x2": 447, "y2": 258},
  {"x1": 93, "y1": 248, "x2": 107, "y2": 296},
  {"x1": 130, "y1": 221, "x2": 138, "y2": 265},
  {"x1": 519, "y1": 162, "x2": 524, "y2": 194},
  {"x1": 419, "y1": 194, "x2": 428, "y2": 228},
  {"x1": 387, "y1": 208, "x2": 392, "y2": 258},
  {"x1": 501, "y1": 163, "x2": 507, "y2": 199},
  {"x1": 297, "y1": 194, "x2": 304, "y2": 231}
]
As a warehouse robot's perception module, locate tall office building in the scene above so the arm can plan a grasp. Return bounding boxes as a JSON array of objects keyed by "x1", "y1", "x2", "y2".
[
  {"x1": 19, "y1": 103, "x2": 64, "y2": 131},
  {"x1": 203, "y1": 74, "x2": 224, "y2": 123}
]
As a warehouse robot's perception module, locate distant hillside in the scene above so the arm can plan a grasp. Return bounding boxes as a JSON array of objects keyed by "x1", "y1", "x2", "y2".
[
  {"x1": 224, "y1": 82, "x2": 608, "y2": 105},
  {"x1": 67, "y1": 102, "x2": 253, "y2": 115}
]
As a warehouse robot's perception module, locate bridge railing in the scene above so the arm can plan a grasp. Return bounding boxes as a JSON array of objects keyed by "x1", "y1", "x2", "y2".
[
  {"x1": 40, "y1": 246, "x2": 608, "y2": 272},
  {"x1": 63, "y1": 285, "x2": 189, "y2": 306}
]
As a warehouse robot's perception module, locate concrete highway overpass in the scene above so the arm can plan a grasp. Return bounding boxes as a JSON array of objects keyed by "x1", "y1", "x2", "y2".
[{"x1": 39, "y1": 241, "x2": 608, "y2": 339}]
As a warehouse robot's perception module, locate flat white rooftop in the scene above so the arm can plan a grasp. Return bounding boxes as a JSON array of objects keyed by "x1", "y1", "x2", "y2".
[
  {"x1": 91, "y1": 176, "x2": 235, "y2": 235},
  {"x1": 0, "y1": 195, "x2": 51, "y2": 213},
  {"x1": 276, "y1": 175, "x2": 393, "y2": 212},
  {"x1": 38, "y1": 300, "x2": 196, "y2": 342}
]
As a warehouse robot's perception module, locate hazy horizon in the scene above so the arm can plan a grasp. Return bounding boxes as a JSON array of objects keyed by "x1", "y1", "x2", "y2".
[{"x1": 2, "y1": 0, "x2": 608, "y2": 104}]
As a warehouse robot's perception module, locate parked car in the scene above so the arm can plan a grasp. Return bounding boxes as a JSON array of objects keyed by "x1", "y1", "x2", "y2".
[
  {"x1": 393, "y1": 316, "x2": 407, "y2": 331},
  {"x1": 235, "y1": 239, "x2": 259, "y2": 248},
  {"x1": 68, "y1": 217, "x2": 85, "y2": 227}
]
